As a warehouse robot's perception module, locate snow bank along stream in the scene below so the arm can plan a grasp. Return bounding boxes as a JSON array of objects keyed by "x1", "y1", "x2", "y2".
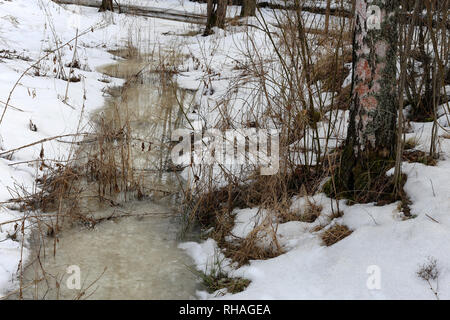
[{"x1": 8, "y1": 54, "x2": 202, "y2": 299}]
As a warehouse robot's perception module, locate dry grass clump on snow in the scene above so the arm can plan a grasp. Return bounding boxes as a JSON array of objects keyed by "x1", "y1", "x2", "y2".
[{"x1": 321, "y1": 224, "x2": 352, "y2": 246}]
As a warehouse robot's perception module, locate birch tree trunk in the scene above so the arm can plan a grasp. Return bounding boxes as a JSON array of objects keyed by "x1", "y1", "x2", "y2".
[{"x1": 330, "y1": 0, "x2": 399, "y2": 200}]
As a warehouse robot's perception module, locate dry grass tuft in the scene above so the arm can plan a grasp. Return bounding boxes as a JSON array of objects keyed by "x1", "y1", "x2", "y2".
[
  {"x1": 402, "y1": 150, "x2": 437, "y2": 166},
  {"x1": 404, "y1": 137, "x2": 419, "y2": 150},
  {"x1": 300, "y1": 201, "x2": 323, "y2": 223},
  {"x1": 190, "y1": 265, "x2": 250, "y2": 295},
  {"x1": 226, "y1": 240, "x2": 284, "y2": 267},
  {"x1": 280, "y1": 199, "x2": 322, "y2": 223},
  {"x1": 225, "y1": 220, "x2": 284, "y2": 267},
  {"x1": 321, "y1": 224, "x2": 352, "y2": 246}
]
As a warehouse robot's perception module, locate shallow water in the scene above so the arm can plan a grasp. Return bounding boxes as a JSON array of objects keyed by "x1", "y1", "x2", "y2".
[
  {"x1": 13, "y1": 55, "x2": 201, "y2": 299},
  {"x1": 20, "y1": 202, "x2": 199, "y2": 300}
]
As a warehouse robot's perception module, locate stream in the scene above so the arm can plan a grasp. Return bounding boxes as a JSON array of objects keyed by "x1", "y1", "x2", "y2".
[{"x1": 11, "y1": 52, "x2": 202, "y2": 300}]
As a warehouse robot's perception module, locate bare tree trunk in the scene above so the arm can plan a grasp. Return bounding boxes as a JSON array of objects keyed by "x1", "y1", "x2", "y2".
[
  {"x1": 99, "y1": 0, "x2": 114, "y2": 12},
  {"x1": 324, "y1": 0, "x2": 331, "y2": 34},
  {"x1": 204, "y1": 0, "x2": 228, "y2": 36},
  {"x1": 329, "y1": 0, "x2": 400, "y2": 201},
  {"x1": 240, "y1": 0, "x2": 256, "y2": 17}
]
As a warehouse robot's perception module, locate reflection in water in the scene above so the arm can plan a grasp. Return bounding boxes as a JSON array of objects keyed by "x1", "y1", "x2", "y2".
[{"x1": 15, "y1": 55, "x2": 201, "y2": 299}]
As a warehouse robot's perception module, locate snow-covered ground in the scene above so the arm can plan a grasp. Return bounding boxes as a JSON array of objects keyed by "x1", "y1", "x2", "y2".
[
  {"x1": 171, "y1": 2, "x2": 450, "y2": 300},
  {"x1": 179, "y1": 42, "x2": 450, "y2": 298},
  {"x1": 1, "y1": 0, "x2": 449, "y2": 300}
]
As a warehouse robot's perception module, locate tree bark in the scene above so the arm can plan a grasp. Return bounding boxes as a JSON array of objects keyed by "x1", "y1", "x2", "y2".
[
  {"x1": 99, "y1": 0, "x2": 114, "y2": 12},
  {"x1": 331, "y1": 0, "x2": 399, "y2": 200},
  {"x1": 324, "y1": 0, "x2": 331, "y2": 34},
  {"x1": 204, "y1": 0, "x2": 228, "y2": 36},
  {"x1": 240, "y1": 0, "x2": 256, "y2": 17}
]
